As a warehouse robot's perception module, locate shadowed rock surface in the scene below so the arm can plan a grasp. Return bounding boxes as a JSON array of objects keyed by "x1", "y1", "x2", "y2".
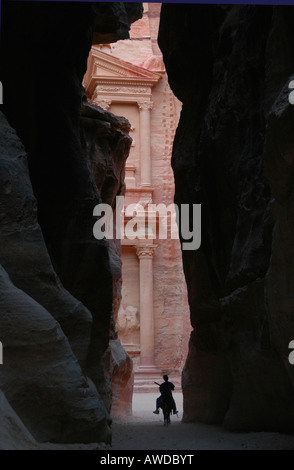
[
  {"x1": 0, "y1": 111, "x2": 92, "y2": 367},
  {"x1": 0, "y1": 263, "x2": 109, "y2": 443},
  {"x1": 0, "y1": 389, "x2": 110, "y2": 450},
  {"x1": 0, "y1": 1, "x2": 142, "y2": 446},
  {"x1": 159, "y1": 4, "x2": 294, "y2": 431},
  {"x1": 81, "y1": 98, "x2": 134, "y2": 416}
]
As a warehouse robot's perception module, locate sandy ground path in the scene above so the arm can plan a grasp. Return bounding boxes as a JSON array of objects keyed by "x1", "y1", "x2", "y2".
[{"x1": 111, "y1": 393, "x2": 294, "y2": 450}]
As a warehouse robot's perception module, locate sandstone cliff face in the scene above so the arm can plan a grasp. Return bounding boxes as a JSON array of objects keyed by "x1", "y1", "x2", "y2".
[
  {"x1": 0, "y1": 1, "x2": 142, "y2": 445},
  {"x1": 3, "y1": 0, "x2": 294, "y2": 444},
  {"x1": 81, "y1": 99, "x2": 134, "y2": 417},
  {"x1": 159, "y1": 4, "x2": 294, "y2": 431}
]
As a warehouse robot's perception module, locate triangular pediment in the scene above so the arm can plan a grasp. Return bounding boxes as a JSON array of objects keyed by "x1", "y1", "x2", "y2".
[{"x1": 85, "y1": 48, "x2": 162, "y2": 84}]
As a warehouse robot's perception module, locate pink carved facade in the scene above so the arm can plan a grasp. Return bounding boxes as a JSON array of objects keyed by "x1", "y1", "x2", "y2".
[{"x1": 83, "y1": 3, "x2": 191, "y2": 391}]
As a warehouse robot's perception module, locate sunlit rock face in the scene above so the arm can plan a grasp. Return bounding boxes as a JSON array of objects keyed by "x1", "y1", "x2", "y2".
[
  {"x1": 159, "y1": 4, "x2": 294, "y2": 431},
  {"x1": 0, "y1": 1, "x2": 142, "y2": 446}
]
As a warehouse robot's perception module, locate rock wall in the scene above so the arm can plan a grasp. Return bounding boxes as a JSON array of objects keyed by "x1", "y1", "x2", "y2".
[
  {"x1": 0, "y1": 1, "x2": 142, "y2": 445},
  {"x1": 81, "y1": 98, "x2": 134, "y2": 417},
  {"x1": 159, "y1": 4, "x2": 294, "y2": 431},
  {"x1": 3, "y1": 0, "x2": 294, "y2": 442}
]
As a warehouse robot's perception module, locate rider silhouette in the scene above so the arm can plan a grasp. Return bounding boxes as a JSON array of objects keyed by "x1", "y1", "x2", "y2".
[{"x1": 153, "y1": 375, "x2": 178, "y2": 415}]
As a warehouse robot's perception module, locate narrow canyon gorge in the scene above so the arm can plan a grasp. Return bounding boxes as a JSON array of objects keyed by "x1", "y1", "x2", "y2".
[{"x1": 0, "y1": 1, "x2": 294, "y2": 449}]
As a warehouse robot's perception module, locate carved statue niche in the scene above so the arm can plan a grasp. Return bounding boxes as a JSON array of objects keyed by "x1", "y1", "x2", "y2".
[{"x1": 116, "y1": 305, "x2": 140, "y2": 336}]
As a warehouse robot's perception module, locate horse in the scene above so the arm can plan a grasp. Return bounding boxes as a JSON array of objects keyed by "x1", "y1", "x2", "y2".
[
  {"x1": 161, "y1": 394, "x2": 173, "y2": 426},
  {"x1": 154, "y1": 381, "x2": 175, "y2": 426}
]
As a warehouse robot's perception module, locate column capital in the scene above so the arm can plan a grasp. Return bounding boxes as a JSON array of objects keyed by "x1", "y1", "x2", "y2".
[
  {"x1": 136, "y1": 245, "x2": 157, "y2": 259},
  {"x1": 91, "y1": 88, "x2": 112, "y2": 110},
  {"x1": 96, "y1": 99, "x2": 111, "y2": 110},
  {"x1": 138, "y1": 101, "x2": 153, "y2": 111}
]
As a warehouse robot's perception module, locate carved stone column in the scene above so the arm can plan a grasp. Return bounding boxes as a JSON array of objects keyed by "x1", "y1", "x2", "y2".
[
  {"x1": 138, "y1": 101, "x2": 153, "y2": 187},
  {"x1": 134, "y1": 244, "x2": 161, "y2": 388}
]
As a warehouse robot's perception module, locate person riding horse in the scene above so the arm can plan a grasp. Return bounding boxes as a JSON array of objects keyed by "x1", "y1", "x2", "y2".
[{"x1": 153, "y1": 375, "x2": 178, "y2": 415}]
